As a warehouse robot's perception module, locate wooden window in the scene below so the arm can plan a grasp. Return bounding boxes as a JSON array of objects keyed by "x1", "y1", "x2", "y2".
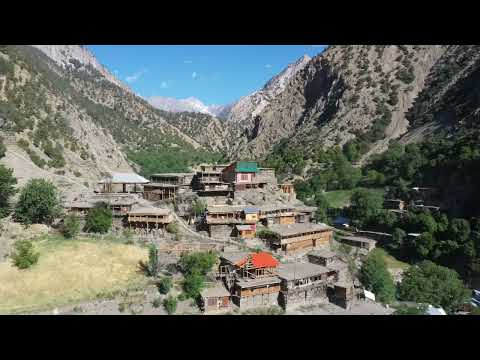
[{"x1": 207, "y1": 298, "x2": 217, "y2": 306}]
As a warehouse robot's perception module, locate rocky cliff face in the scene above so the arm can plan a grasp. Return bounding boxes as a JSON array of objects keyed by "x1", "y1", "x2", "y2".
[
  {"x1": 31, "y1": 45, "x2": 130, "y2": 93},
  {"x1": 225, "y1": 45, "x2": 448, "y2": 162}
]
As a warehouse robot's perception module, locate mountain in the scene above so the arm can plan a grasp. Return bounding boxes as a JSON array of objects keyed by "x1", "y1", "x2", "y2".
[
  {"x1": 224, "y1": 46, "x2": 449, "y2": 164},
  {"x1": 31, "y1": 45, "x2": 130, "y2": 93},
  {"x1": 0, "y1": 45, "x2": 223, "y2": 197},
  {"x1": 147, "y1": 96, "x2": 229, "y2": 118},
  {"x1": 223, "y1": 54, "x2": 312, "y2": 124}
]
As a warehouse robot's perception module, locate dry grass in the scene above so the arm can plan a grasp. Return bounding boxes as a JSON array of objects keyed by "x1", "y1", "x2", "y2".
[{"x1": 0, "y1": 236, "x2": 148, "y2": 314}]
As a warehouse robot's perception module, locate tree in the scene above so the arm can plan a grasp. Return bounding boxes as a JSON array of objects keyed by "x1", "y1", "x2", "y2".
[
  {"x1": 61, "y1": 214, "x2": 81, "y2": 239},
  {"x1": 147, "y1": 244, "x2": 159, "y2": 277},
  {"x1": 11, "y1": 240, "x2": 40, "y2": 269},
  {"x1": 0, "y1": 138, "x2": 6, "y2": 159},
  {"x1": 14, "y1": 179, "x2": 62, "y2": 225},
  {"x1": 398, "y1": 261, "x2": 470, "y2": 313},
  {"x1": 416, "y1": 232, "x2": 435, "y2": 259},
  {"x1": 157, "y1": 276, "x2": 173, "y2": 294},
  {"x1": 191, "y1": 199, "x2": 206, "y2": 218},
  {"x1": 447, "y1": 219, "x2": 471, "y2": 244},
  {"x1": 85, "y1": 202, "x2": 112, "y2": 233},
  {"x1": 163, "y1": 296, "x2": 177, "y2": 315},
  {"x1": 0, "y1": 165, "x2": 17, "y2": 218},
  {"x1": 178, "y1": 251, "x2": 217, "y2": 276},
  {"x1": 360, "y1": 250, "x2": 396, "y2": 304},
  {"x1": 349, "y1": 188, "x2": 384, "y2": 227},
  {"x1": 389, "y1": 228, "x2": 407, "y2": 251},
  {"x1": 314, "y1": 193, "x2": 329, "y2": 223},
  {"x1": 182, "y1": 270, "x2": 205, "y2": 299}
]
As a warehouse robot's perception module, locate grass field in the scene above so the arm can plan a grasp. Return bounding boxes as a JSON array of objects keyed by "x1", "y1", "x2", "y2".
[
  {"x1": 373, "y1": 248, "x2": 410, "y2": 271},
  {"x1": 0, "y1": 235, "x2": 148, "y2": 314},
  {"x1": 324, "y1": 187, "x2": 385, "y2": 209}
]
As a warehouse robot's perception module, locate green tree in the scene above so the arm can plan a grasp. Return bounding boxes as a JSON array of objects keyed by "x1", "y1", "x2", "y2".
[
  {"x1": 314, "y1": 193, "x2": 329, "y2": 223},
  {"x1": 178, "y1": 251, "x2": 217, "y2": 276},
  {"x1": 14, "y1": 179, "x2": 62, "y2": 225},
  {"x1": 398, "y1": 260, "x2": 470, "y2": 313},
  {"x1": 349, "y1": 188, "x2": 384, "y2": 227},
  {"x1": 191, "y1": 199, "x2": 206, "y2": 218},
  {"x1": 147, "y1": 244, "x2": 159, "y2": 277},
  {"x1": 448, "y1": 219, "x2": 471, "y2": 244},
  {"x1": 360, "y1": 250, "x2": 396, "y2": 304},
  {"x1": 182, "y1": 270, "x2": 205, "y2": 299},
  {"x1": 0, "y1": 138, "x2": 6, "y2": 159},
  {"x1": 417, "y1": 232, "x2": 435, "y2": 259},
  {"x1": 163, "y1": 296, "x2": 178, "y2": 314},
  {"x1": 390, "y1": 228, "x2": 407, "y2": 251},
  {"x1": 0, "y1": 165, "x2": 17, "y2": 218},
  {"x1": 11, "y1": 240, "x2": 40, "y2": 269},
  {"x1": 61, "y1": 214, "x2": 81, "y2": 239},
  {"x1": 85, "y1": 202, "x2": 112, "y2": 233}
]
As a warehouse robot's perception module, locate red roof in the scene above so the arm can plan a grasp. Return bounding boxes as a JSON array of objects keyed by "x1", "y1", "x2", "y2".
[{"x1": 235, "y1": 252, "x2": 279, "y2": 269}]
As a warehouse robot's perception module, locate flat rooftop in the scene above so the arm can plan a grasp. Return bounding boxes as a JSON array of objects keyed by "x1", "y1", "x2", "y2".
[
  {"x1": 278, "y1": 262, "x2": 330, "y2": 281},
  {"x1": 236, "y1": 276, "x2": 281, "y2": 289},
  {"x1": 206, "y1": 205, "x2": 250, "y2": 214},
  {"x1": 128, "y1": 205, "x2": 170, "y2": 216},
  {"x1": 98, "y1": 172, "x2": 149, "y2": 184},
  {"x1": 268, "y1": 223, "x2": 332, "y2": 237},
  {"x1": 308, "y1": 248, "x2": 337, "y2": 259},
  {"x1": 340, "y1": 236, "x2": 377, "y2": 244},
  {"x1": 220, "y1": 251, "x2": 249, "y2": 264}
]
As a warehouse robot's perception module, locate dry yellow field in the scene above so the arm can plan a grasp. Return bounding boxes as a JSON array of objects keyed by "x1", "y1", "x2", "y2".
[{"x1": 0, "y1": 237, "x2": 148, "y2": 314}]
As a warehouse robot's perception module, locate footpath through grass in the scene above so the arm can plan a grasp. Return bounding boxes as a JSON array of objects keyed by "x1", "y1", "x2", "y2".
[
  {"x1": 373, "y1": 248, "x2": 410, "y2": 271},
  {"x1": 0, "y1": 234, "x2": 148, "y2": 314}
]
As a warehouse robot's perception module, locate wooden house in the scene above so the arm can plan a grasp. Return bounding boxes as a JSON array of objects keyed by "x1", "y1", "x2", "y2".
[
  {"x1": 332, "y1": 281, "x2": 356, "y2": 309},
  {"x1": 200, "y1": 285, "x2": 231, "y2": 314},
  {"x1": 295, "y1": 206, "x2": 317, "y2": 223},
  {"x1": 66, "y1": 193, "x2": 138, "y2": 217},
  {"x1": 243, "y1": 207, "x2": 259, "y2": 223},
  {"x1": 126, "y1": 206, "x2": 172, "y2": 231},
  {"x1": 235, "y1": 224, "x2": 257, "y2": 239},
  {"x1": 144, "y1": 173, "x2": 193, "y2": 200},
  {"x1": 218, "y1": 252, "x2": 281, "y2": 309},
  {"x1": 143, "y1": 184, "x2": 177, "y2": 201},
  {"x1": 277, "y1": 262, "x2": 330, "y2": 309},
  {"x1": 222, "y1": 161, "x2": 267, "y2": 191},
  {"x1": 338, "y1": 235, "x2": 377, "y2": 252},
  {"x1": 307, "y1": 248, "x2": 338, "y2": 267},
  {"x1": 267, "y1": 223, "x2": 333, "y2": 254},
  {"x1": 258, "y1": 167, "x2": 277, "y2": 185},
  {"x1": 279, "y1": 183, "x2": 296, "y2": 200},
  {"x1": 258, "y1": 205, "x2": 296, "y2": 226}
]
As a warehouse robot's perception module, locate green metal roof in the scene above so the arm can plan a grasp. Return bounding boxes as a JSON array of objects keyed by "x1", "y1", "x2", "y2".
[{"x1": 235, "y1": 161, "x2": 258, "y2": 173}]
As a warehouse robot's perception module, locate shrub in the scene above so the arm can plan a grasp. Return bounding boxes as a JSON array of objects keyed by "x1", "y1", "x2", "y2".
[
  {"x1": 157, "y1": 276, "x2": 173, "y2": 294},
  {"x1": 85, "y1": 202, "x2": 112, "y2": 233},
  {"x1": 152, "y1": 298, "x2": 162, "y2": 308},
  {"x1": 73, "y1": 171, "x2": 82, "y2": 178},
  {"x1": 393, "y1": 304, "x2": 427, "y2": 315},
  {"x1": 14, "y1": 179, "x2": 63, "y2": 225},
  {"x1": 166, "y1": 222, "x2": 179, "y2": 234},
  {"x1": 0, "y1": 138, "x2": 6, "y2": 159},
  {"x1": 11, "y1": 240, "x2": 40, "y2": 269},
  {"x1": 163, "y1": 296, "x2": 177, "y2": 314},
  {"x1": 147, "y1": 244, "x2": 159, "y2": 277},
  {"x1": 62, "y1": 214, "x2": 81, "y2": 239}
]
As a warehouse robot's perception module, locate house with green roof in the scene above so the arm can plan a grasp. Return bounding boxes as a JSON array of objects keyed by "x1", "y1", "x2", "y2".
[{"x1": 222, "y1": 161, "x2": 267, "y2": 190}]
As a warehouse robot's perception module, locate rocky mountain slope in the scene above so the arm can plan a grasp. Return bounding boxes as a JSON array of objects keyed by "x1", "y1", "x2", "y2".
[
  {"x1": 225, "y1": 45, "x2": 448, "y2": 162},
  {"x1": 0, "y1": 45, "x2": 224, "y2": 196}
]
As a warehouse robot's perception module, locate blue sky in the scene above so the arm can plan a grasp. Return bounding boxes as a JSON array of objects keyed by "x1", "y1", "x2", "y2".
[{"x1": 88, "y1": 45, "x2": 327, "y2": 105}]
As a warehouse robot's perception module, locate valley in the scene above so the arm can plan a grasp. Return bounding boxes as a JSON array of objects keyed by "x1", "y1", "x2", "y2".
[{"x1": 0, "y1": 45, "x2": 479, "y2": 316}]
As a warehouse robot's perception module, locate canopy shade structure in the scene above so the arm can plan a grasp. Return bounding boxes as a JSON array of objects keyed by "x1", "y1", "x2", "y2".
[{"x1": 98, "y1": 172, "x2": 149, "y2": 184}]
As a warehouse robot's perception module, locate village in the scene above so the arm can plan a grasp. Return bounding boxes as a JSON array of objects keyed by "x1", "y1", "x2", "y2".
[{"x1": 60, "y1": 161, "x2": 405, "y2": 315}]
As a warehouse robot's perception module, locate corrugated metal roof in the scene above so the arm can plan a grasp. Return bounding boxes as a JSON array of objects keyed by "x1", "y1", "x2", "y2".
[
  {"x1": 268, "y1": 223, "x2": 332, "y2": 237},
  {"x1": 243, "y1": 207, "x2": 259, "y2": 214},
  {"x1": 235, "y1": 252, "x2": 279, "y2": 269},
  {"x1": 99, "y1": 172, "x2": 149, "y2": 184},
  {"x1": 235, "y1": 161, "x2": 259, "y2": 173},
  {"x1": 236, "y1": 224, "x2": 255, "y2": 231}
]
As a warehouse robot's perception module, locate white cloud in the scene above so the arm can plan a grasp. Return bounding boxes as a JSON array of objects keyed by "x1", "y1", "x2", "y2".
[
  {"x1": 265, "y1": 64, "x2": 272, "y2": 69},
  {"x1": 125, "y1": 69, "x2": 147, "y2": 83},
  {"x1": 192, "y1": 71, "x2": 198, "y2": 79},
  {"x1": 183, "y1": 60, "x2": 193, "y2": 64}
]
